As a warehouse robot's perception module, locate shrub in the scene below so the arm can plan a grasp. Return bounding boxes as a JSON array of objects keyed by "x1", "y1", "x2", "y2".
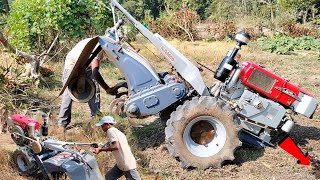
[
  {"x1": 282, "y1": 23, "x2": 319, "y2": 38},
  {"x1": 257, "y1": 35, "x2": 320, "y2": 54},
  {"x1": 6, "y1": 0, "x2": 112, "y2": 53},
  {"x1": 147, "y1": 8, "x2": 199, "y2": 41}
]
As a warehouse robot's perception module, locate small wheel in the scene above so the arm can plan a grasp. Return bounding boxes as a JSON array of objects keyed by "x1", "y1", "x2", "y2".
[
  {"x1": 67, "y1": 77, "x2": 96, "y2": 103},
  {"x1": 109, "y1": 98, "x2": 126, "y2": 115},
  {"x1": 165, "y1": 96, "x2": 241, "y2": 169},
  {"x1": 13, "y1": 150, "x2": 37, "y2": 176}
]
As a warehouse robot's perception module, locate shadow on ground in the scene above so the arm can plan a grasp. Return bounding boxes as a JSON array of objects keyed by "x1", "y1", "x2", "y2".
[
  {"x1": 231, "y1": 145, "x2": 265, "y2": 166},
  {"x1": 291, "y1": 124, "x2": 320, "y2": 178},
  {"x1": 290, "y1": 124, "x2": 320, "y2": 146},
  {"x1": 132, "y1": 117, "x2": 165, "y2": 150}
]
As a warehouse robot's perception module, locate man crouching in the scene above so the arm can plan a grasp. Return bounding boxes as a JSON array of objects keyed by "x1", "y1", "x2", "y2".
[{"x1": 93, "y1": 116, "x2": 141, "y2": 180}]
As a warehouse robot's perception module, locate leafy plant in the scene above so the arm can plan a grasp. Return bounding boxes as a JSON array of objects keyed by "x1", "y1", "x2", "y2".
[
  {"x1": 257, "y1": 35, "x2": 320, "y2": 54},
  {"x1": 6, "y1": 0, "x2": 113, "y2": 53}
]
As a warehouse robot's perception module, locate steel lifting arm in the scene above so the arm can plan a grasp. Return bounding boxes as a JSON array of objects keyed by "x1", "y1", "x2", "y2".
[{"x1": 109, "y1": 0, "x2": 209, "y2": 96}]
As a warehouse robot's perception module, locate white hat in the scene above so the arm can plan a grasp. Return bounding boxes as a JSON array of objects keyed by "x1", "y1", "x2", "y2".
[{"x1": 96, "y1": 116, "x2": 116, "y2": 126}]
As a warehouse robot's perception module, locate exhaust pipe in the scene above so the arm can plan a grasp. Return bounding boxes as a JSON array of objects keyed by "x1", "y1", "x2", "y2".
[{"x1": 28, "y1": 122, "x2": 37, "y2": 139}]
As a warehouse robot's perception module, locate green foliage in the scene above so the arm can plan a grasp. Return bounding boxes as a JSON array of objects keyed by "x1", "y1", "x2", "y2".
[
  {"x1": 207, "y1": 0, "x2": 236, "y2": 21},
  {"x1": 125, "y1": 23, "x2": 139, "y2": 41},
  {"x1": 4, "y1": 0, "x2": 320, "y2": 47},
  {"x1": 164, "y1": 0, "x2": 210, "y2": 19},
  {"x1": 6, "y1": 0, "x2": 112, "y2": 53},
  {"x1": 278, "y1": 0, "x2": 319, "y2": 23},
  {"x1": 143, "y1": 0, "x2": 164, "y2": 19},
  {"x1": 0, "y1": 1, "x2": 5, "y2": 13},
  {"x1": 186, "y1": 0, "x2": 211, "y2": 20},
  {"x1": 278, "y1": 0, "x2": 318, "y2": 11},
  {"x1": 119, "y1": 0, "x2": 164, "y2": 20},
  {"x1": 122, "y1": 0, "x2": 144, "y2": 20},
  {"x1": 257, "y1": 35, "x2": 320, "y2": 54},
  {"x1": 164, "y1": 0, "x2": 182, "y2": 11}
]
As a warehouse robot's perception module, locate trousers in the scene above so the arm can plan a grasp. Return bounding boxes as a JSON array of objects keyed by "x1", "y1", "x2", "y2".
[
  {"x1": 105, "y1": 164, "x2": 141, "y2": 180},
  {"x1": 58, "y1": 68, "x2": 100, "y2": 127}
]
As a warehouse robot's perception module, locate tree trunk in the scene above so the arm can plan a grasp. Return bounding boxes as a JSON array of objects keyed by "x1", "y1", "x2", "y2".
[
  {"x1": 0, "y1": 31, "x2": 39, "y2": 77},
  {"x1": 303, "y1": 9, "x2": 308, "y2": 24}
]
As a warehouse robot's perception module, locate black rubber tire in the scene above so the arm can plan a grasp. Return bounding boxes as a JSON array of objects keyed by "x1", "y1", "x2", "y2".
[
  {"x1": 165, "y1": 96, "x2": 241, "y2": 169},
  {"x1": 13, "y1": 150, "x2": 37, "y2": 176},
  {"x1": 51, "y1": 172, "x2": 70, "y2": 180}
]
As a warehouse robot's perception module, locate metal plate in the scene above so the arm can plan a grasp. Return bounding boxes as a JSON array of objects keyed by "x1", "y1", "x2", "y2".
[{"x1": 248, "y1": 69, "x2": 276, "y2": 93}]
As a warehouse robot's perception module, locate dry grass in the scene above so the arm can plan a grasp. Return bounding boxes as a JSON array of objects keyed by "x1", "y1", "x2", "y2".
[
  {"x1": 0, "y1": 151, "x2": 24, "y2": 180},
  {"x1": 0, "y1": 133, "x2": 25, "y2": 180},
  {"x1": 1, "y1": 39, "x2": 320, "y2": 179}
]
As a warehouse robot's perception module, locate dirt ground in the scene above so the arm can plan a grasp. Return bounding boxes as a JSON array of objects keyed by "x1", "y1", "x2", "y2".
[{"x1": 1, "y1": 116, "x2": 319, "y2": 180}]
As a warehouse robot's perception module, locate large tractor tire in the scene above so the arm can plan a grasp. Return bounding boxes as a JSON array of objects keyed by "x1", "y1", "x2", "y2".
[{"x1": 165, "y1": 96, "x2": 241, "y2": 169}]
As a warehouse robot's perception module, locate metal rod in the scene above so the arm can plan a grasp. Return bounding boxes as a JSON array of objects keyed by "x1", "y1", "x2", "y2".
[
  {"x1": 197, "y1": 62, "x2": 215, "y2": 73},
  {"x1": 12, "y1": 132, "x2": 38, "y2": 142}
]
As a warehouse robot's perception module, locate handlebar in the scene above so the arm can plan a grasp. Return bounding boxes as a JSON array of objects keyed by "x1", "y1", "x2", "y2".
[{"x1": 64, "y1": 142, "x2": 104, "y2": 148}]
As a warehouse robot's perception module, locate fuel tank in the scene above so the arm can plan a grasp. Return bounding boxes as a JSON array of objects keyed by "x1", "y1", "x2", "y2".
[
  {"x1": 239, "y1": 62, "x2": 318, "y2": 118},
  {"x1": 10, "y1": 114, "x2": 40, "y2": 130}
]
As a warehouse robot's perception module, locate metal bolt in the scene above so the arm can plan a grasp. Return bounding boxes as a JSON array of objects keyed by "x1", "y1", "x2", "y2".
[{"x1": 173, "y1": 88, "x2": 182, "y2": 97}]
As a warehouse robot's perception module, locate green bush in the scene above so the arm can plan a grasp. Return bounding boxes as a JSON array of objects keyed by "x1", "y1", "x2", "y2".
[
  {"x1": 6, "y1": 0, "x2": 112, "y2": 53},
  {"x1": 257, "y1": 35, "x2": 320, "y2": 54}
]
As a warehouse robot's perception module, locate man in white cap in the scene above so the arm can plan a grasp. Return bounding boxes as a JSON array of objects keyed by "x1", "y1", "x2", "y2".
[{"x1": 93, "y1": 115, "x2": 141, "y2": 180}]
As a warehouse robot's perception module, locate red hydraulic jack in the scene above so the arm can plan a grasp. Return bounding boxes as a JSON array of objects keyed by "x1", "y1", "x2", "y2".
[{"x1": 278, "y1": 135, "x2": 310, "y2": 166}]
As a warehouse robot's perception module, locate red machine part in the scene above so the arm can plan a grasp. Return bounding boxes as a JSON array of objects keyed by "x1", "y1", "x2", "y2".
[
  {"x1": 239, "y1": 62, "x2": 313, "y2": 108},
  {"x1": 10, "y1": 114, "x2": 40, "y2": 130}
]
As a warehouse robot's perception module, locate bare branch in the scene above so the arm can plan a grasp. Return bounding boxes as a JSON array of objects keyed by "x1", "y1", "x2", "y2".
[
  {"x1": 40, "y1": 33, "x2": 59, "y2": 66},
  {"x1": 0, "y1": 31, "x2": 39, "y2": 77},
  {"x1": 0, "y1": 31, "x2": 37, "y2": 62}
]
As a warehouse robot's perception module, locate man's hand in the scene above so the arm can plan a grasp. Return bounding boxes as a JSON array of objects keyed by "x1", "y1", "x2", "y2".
[
  {"x1": 106, "y1": 86, "x2": 119, "y2": 95},
  {"x1": 106, "y1": 82, "x2": 128, "y2": 96}
]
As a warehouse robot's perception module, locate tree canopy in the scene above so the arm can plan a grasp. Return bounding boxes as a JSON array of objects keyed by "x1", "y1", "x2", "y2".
[
  {"x1": 5, "y1": 0, "x2": 112, "y2": 53},
  {"x1": 1, "y1": 0, "x2": 320, "y2": 53}
]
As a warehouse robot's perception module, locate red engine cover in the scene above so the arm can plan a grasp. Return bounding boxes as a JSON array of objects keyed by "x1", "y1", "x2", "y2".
[
  {"x1": 239, "y1": 62, "x2": 312, "y2": 107},
  {"x1": 10, "y1": 114, "x2": 40, "y2": 130}
]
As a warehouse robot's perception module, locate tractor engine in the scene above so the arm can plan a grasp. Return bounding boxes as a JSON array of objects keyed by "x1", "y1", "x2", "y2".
[
  {"x1": 239, "y1": 61, "x2": 318, "y2": 118},
  {"x1": 7, "y1": 114, "x2": 43, "y2": 176},
  {"x1": 213, "y1": 32, "x2": 318, "y2": 148},
  {"x1": 226, "y1": 61, "x2": 318, "y2": 147},
  {"x1": 7, "y1": 114, "x2": 41, "y2": 146}
]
